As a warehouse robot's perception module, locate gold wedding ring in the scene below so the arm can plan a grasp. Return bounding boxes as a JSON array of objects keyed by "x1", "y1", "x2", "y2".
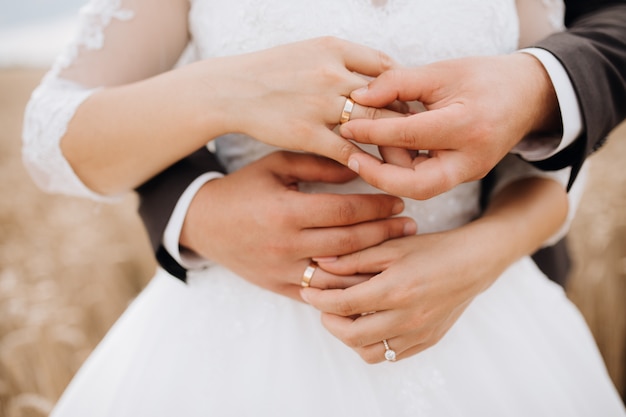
[
  {"x1": 301, "y1": 261, "x2": 318, "y2": 288},
  {"x1": 340, "y1": 97, "x2": 355, "y2": 124}
]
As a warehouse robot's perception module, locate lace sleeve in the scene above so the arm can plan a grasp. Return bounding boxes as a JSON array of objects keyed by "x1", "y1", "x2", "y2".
[{"x1": 22, "y1": 0, "x2": 190, "y2": 201}]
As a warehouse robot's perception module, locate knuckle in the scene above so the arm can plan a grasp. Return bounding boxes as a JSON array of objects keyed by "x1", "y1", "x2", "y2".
[
  {"x1": 335, "y1": 140, "x2": 357, "y2": 164},
  {"x1": 289, "y1": 119, "x2": 316, "y2": 143},
  {"x1": 334, "y1": 298, "x2": 357, "y2": 317},
  {"x1": 377, "y1": 50, "x2": 395, "y2": 72},
  {"x1": 335, "y1": 233, "x2": 359, "y2": 253},
  {"x1": 335, "y1": 200, "x2": 358, "y2": 224},
  {"x1": 388, "y1": 68, "x2": 404, "y2": 83},
  {"x1": 365, "y1": 106, "x2": 385, "y2": 121},
  {"x1": 318, "y1": 35, "x2": 339, "y2": 48},
  {"x1": 405, "y1": 315, "x2": 426, "y2": 334},
  {"x1": 396, "y1": 124, "x2": 416, "y2": 148},
  {"x1": 344, "y1": 333, "x2": 366, "y2": 349},
  {"x1": 316, "y1": 66, "x2": 343, "y2": 86},
  {"x1": 467, "y1": 120, "x2": 490, "y2": 141},
  {"x1": 420, "y1": 331, "x2": 439, "y2": 350},
  {"x1": 264, "y1": 238, "x2": 290, "y2": 258}
]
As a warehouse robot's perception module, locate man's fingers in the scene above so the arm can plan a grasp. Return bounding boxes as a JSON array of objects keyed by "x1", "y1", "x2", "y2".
[
  {"x1": 314, "y1": 242, "x2": 397, "y2": 275},
  {"x1": 269, "y1": 152, "x2": 356, "y2": 184},
  {"x1": 349, "y1": 67, "x2": 438, "y2": 108},
  {"x1": 347, "y1": 152, "x2": 465, "y2": 200},
  {"x1": 294, "y1": 191, "x2": 405, "y2": 227},
  {"x1": 340, "y1": 106, "x2": 463, "y2": 149},
  {"x1": 310, "y1": 127, "x2": 369, "y2": 165},
  {"x1": 302, "y1": 216, "x2": 416, "y2": 258},
  {"x1": 347, "y1": 101, "x2": 408, "y2": 122}
]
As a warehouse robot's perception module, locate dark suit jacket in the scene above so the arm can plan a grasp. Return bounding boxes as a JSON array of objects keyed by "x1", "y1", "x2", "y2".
[{"x1": 136, "y1": 0, "x2": 626, "y2": 282}]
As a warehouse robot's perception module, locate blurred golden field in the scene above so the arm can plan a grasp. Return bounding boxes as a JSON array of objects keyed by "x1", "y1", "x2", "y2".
[{"x1": 0, "y1": 68, "x2": 624, "y2": 416}]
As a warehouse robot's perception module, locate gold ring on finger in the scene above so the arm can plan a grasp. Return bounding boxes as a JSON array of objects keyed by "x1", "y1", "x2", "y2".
[
  {"x1": 340, "y1": 97, "x2": 355, "y2": 124},
  {"x1": 301, "y1": 261, "x2": 318, "y2": 288}
]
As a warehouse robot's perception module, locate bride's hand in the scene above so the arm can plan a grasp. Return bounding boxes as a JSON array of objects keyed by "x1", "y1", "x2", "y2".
[
  {"x1": 301, "y1": 226, "x2": 503, "y2": 363},
  {"x1": 62, "y1": 37, "x2": 407, "y2": 195},
  {"x1": 301, "y1": 177, "x2": 568, "y2": 363},
  {"x1": 199, "y1": 37, "x2": 405, "y2": 164},
  {"x1": 180, "y1": 151, "x2": 417, "y2": 301}
]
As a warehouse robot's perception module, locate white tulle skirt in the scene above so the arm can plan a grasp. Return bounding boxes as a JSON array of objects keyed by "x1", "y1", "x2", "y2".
[{"x1": 50, "y1": 256, "x2": 624, "y2": 417}]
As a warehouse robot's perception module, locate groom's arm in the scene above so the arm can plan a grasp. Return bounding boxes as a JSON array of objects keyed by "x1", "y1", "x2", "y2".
[
  {"x1": 136, "y1": 2, "x2": 626, "y2": 280},
  {"x1": 135, "y1": 146, "x2": 225, "y2": 279},
  {"x1": 529, "y1": 1, "x2": 626, "y2": 182}
]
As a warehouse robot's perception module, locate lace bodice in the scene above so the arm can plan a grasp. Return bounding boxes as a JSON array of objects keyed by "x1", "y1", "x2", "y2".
[{"x1": 22, "y1": 0, "x2": 567, "y2": 232}]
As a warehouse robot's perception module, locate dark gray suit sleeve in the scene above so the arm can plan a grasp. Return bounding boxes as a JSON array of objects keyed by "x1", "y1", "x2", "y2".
[
  {"x1": 531, "y1": 1, "x2": 626, "y2": 188},
  {"x1": 135, "y1": 147, "x2": 225, "y2": 280}
]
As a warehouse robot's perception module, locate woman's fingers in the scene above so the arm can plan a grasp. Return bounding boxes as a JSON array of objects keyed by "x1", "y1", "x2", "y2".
[
  {"x1": 319, "y1": 310, "x2": 431, "y2": 364},
  {"x1": 329, "y1": 37, "x2": 398, "y2": 77},
  {"x1": 305, "y1": 267, "x2": 371, "y2": 290}
]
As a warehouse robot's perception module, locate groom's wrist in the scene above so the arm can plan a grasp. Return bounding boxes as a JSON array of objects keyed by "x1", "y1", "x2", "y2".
[
  {"x1": 165, "y1": 172, "x2": 223, "y2": 269},
  {"x1": 514, "y1": 48, "x2": 582, "y2": 162}
]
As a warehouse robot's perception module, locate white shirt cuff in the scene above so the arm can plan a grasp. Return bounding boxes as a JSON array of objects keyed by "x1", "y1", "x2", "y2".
[
  {"x1": 163, "y1": 172, "x2": 224, "y2": 270},
  {"x1": 512, "y1": 48, "x2": 583, "y2": 161}
]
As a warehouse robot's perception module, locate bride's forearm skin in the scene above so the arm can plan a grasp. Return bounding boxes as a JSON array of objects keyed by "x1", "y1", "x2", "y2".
[
  {"x1": 479, "y1": 176, "x2": 569, "y2": 272},
  {"x1": 60, "y1": 38, "x2": 397, "y2": 195}
]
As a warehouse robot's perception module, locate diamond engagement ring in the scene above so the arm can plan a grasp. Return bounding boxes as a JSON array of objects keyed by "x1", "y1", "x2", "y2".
[
  {"x1": 340, "y1": 97, "x2": 355, "y2": 124},
  {"x1": 382, "y1": 339, "x2": 397, "y2": 362},
  {"x1": 301, "y1": 262, "x2": 317, "y2": 288}
]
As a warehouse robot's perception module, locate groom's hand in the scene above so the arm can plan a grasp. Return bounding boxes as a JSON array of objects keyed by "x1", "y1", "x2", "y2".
[
  {"x1": 180, "y1": 151, "x2": 417, "y2": 301},
  {"x1": 340, "y1": 54, "x2": 560, "y2": 200}
]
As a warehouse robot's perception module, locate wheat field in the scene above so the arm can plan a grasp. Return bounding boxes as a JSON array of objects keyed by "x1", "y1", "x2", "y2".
[{"x1": 0, "y1": 68, "x2": 624, "y2": 416}]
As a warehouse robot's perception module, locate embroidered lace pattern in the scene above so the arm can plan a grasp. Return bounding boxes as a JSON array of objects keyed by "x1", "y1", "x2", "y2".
[{"x1": 22, "y1": 0, "x2": 134, "y2": 201}]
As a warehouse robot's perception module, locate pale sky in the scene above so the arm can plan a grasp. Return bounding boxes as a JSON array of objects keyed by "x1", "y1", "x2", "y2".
[{"x1": 0, "y1": 0, "x2": 85, "y2": 28}]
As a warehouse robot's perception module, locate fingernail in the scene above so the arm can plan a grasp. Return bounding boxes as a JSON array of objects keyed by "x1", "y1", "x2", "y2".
[
  {"x1": 352, "y1": 86, "x2": 368, "y2": 98},
  {"x1": 313, "y1": 256, "x2": 338, "y2": 263},
  {"x1": 300, "y1": 289, "x2": 310, "y2": 304},
  {"x1": 348, "y1": 158, "x2": 359, "y2": 173},
  {"x1": 392, "y1": 200, "x2": 404, "y2": 215},
  {"x1": 339, "y1": 125, "x2": 354, "y2": 139},
  {"x1": 404, "y1": 221, "x2": 417, "y2": 236}
]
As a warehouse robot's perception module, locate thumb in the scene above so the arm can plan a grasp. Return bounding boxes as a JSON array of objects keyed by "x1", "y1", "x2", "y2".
[{"x1": 351, "y1": 68, "x2": 436, "y2": 108}]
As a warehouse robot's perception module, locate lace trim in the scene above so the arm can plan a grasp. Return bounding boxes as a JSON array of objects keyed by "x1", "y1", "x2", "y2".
[
  {"x1": 22, "y1": 78, "x2": 120, "y2": 202},
  {"x1": 22, "y1": 0, "x2": 134, "y2": 201},
  {"x1": 51, "y1": 0, "x2": 135, "y2": 75}
]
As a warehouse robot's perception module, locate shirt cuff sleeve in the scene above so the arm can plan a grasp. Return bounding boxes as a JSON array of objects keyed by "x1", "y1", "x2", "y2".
[
  {"x1": 512, "y1": 48, "x2": 583, "y2": 161},
  {"x1": 163, "y1": 171, "x2": 224, "y2": 270}
]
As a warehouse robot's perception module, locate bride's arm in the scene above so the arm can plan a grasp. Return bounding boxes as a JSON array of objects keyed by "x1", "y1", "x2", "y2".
[
  {"x1": 301, "y1": 170, "x2": 570, "y2": 363},
  {"x1": 61, "y1": 40, "x2": 395, "y2": 195},
  {"x1": 23, "y1": 0, "x2": 398, "y2": 197},
  {"x1": 23, "y1": 0, "x2": 192, "y2": 199}
]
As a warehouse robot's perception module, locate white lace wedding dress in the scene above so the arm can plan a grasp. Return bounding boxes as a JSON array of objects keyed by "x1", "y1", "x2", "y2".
[{"x1": 22, "y1": 0, "x2": 625, "y2": 415}]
